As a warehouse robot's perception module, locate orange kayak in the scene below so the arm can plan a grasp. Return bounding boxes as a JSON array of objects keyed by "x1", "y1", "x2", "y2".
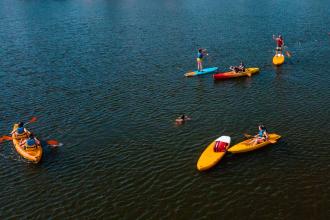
[
  {"x1": 228, "y1": 133, "x2": 281, "y2": 154},
  {"x1": 213, "y1": 68, "x2": 260, "y2": 80},
  {"x1": 12, "y1": 124, "x2": 42, "y2": 163}
]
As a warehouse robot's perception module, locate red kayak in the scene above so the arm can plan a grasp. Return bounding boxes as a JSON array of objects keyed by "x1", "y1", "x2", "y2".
[{"x1": 213, "y1": 68, "x2": 260, "y2": 80}]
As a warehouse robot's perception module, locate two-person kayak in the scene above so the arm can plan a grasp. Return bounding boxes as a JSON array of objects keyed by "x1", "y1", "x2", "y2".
[
  {"x1": 11, "y1": 124, "x2": 42, "y2": 163},
  {"x1": 213, "y1": 67, "x2": 260, "y2": 80}
]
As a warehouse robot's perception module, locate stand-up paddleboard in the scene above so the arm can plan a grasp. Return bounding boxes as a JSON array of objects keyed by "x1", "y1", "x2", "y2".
[
  {"x1": 228, "y1": 133, "x2": 281, "y2": 154},
  {"x1": 197, "y1": 136, "x2": 231, "y2": 171},
  {"x1": 185, "y1": 67, "x2": 218, "y2": 77},
  {"x1": 213, "y1": 68, "x2": 260, "y2": 80},
  {"x1": 273, "y1": 53, "x2": 285, "y2": 65}
]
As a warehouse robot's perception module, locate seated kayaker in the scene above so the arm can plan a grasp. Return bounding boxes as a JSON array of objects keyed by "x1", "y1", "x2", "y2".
[
  {"x1": 20, "y1": 133, "x2": 40, "y2": 150},
  {"x1": 230, "y1": 62, "x2": 245, "y2": 73},
  {"x1": 229, "y1": 66, "x2": 239, "y2": 73},
  {"x1": 250, "y1": 125, "x2": 268, "y2": 146},
  {"x1": 175, "y1": 114, "x2": 191, "y2": 124},
  {"x1": 13, "y1": 122, "x2": 29, "y2": 139},
  {"x1": 238, "y1": 61, "x2": 245, "y2": 72}
]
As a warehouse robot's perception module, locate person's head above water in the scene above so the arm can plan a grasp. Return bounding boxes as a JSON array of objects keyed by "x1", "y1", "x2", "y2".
[
  {"x1": 198, "y1": 48, "x2": 203, "y2": 53},
  {"x1": 18, "y1": 122, "x2": 24, "y2": 128},
  {"x1": 181, "y1": 114, "x2": 186, "y2": 119}
]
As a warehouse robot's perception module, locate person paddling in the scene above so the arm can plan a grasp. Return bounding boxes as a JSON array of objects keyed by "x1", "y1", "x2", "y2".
[
  {"x1": 175, "y1": 114, "x2": 191, "y2": 124},
  {"x1": 230, "y1": 61, "x2": 245, "y2": 73},
  {"x1": 197, "y1": 48, "x2": 208, "y2": 72},
  {"x1": 13, "y1": 122, "x2": 29, "y2": 140},
  {"x1": 238, "y1": 61, "x2": 245, "y2": 72},
  {"x1": 273, "y1": 34, "x2": 284, "y2": 55},
  {"x1": 20, "y1": 133, "x2": 40, "y2": 150},
  {"x1": 250, "y1": 125, "x2": 268, "y2": 146}
]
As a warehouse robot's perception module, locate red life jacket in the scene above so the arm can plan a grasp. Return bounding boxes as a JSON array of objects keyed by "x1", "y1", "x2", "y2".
[
  {"x1": 214, "y1": 141, "x2": 228, "y2": 152},
  {"x1": 276, "y1": 38, "x2": 283, "y2": 47}
]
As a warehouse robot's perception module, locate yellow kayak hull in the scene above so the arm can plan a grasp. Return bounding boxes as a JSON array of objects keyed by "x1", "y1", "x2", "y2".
[
  {"x1": 228, "y1": 133, "x2": 281, "y2": 154},
  {"x1": 197, "y1": 136, "x2": 231, "y2": 171},
  {"x1": 273, "y1": 54, "x2": 285, "y2": 65},
  {"x1": 12, "y1": 124, "x2": 43, "y2": 163}
]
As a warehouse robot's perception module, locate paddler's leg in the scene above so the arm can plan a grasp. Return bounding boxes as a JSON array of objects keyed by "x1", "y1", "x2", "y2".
[
  {"x1": 197, "y1": 58, "x2": 203, "y2": 71},
  {"x1": 248, "y1": 137, "x2": 256, "y2": 145},
  {"x1": 249, "y1": 137, "x2": 261, "y2": 146}
]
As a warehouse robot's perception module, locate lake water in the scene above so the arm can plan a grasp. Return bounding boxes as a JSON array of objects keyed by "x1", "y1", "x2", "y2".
[{"x1": 0, "y1": 0, "x2": 329, "y2": 219}]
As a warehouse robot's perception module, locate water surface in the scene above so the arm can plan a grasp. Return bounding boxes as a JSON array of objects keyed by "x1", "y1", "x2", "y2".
[{"x1": 0, "y1": 0, "x2": 329, "y2": 219}]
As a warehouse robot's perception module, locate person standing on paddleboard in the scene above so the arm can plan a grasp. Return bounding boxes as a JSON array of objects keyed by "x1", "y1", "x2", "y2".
[
  {"x1": 273, "y1": 35, "x2": 284, "y2": 56},
  {"x1": 197, "y1": 48, "x2": 208, "y2": 72}
]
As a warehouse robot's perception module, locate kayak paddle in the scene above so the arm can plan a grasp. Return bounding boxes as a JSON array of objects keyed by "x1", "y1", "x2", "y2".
[
  {"x1": 283, "y1": 46, "x2": 292, "y2": 58},
  {"x1": 10, "y1": 116, "x2": 38, "y2": 134},
  {"x1": 243, "y1": 133, "x2": 254, "y2": 138},
  {"x1": 243, "y1": 133, "x2": 276, "y2": 143},
  {"x1": 46, "y1": 140, "x2": 62, "y2": 148},
  {"x1": 0, "y1": 135, "x2": 13, "y2": 142},
  {"x1": 0, "y1": 135, "x2": 61, "y2": 147},
  {"x1": 285, "y1": 51, "x2": 292, "y2": 58},
  {"x1": 25, "y1": 116, "x2": 38, "y2": 126}
]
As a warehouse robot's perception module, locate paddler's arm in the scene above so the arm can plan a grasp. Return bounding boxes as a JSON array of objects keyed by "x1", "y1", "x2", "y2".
[
  {"x1": 202, "y1": 49, "x2": 208, "y2": 56},
  {"x1": 35, "y1": 138, "x2": 41, "y2": 145},
  {"x1": 264, "y1": 132, "x2": 269, "y2": 140}
]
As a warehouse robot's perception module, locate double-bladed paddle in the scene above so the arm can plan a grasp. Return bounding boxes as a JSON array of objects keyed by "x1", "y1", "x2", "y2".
[{"x1": 243, "y1": 133, "x2": 276, "y2": 143}]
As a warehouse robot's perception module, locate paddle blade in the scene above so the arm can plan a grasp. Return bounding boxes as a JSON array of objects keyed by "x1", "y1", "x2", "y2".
[
  {"x1": 243, "y1": 134, "x2": 253, "y2": 138},
  {"x1": 2, "y1": 136, "x2": 13, "y2": 141},
  {"x1": 286, "y1": 51, "x2": 292, "y2": 58},
  {"x1": 29, "y1": 117, "x2": 37, "y2": 123},
  {"x1": 47, "y1": 140, "x2": 59, "y2": 146}
]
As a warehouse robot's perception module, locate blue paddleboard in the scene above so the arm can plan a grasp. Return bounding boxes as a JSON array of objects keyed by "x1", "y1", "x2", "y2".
[{"x1": 185, "y1": 67, "x2": 218, "y2": 77}]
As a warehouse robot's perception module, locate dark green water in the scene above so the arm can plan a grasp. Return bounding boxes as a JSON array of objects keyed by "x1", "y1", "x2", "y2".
[{"x1": 0, "y1": 0, "x2": 329, "y2": 219}]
